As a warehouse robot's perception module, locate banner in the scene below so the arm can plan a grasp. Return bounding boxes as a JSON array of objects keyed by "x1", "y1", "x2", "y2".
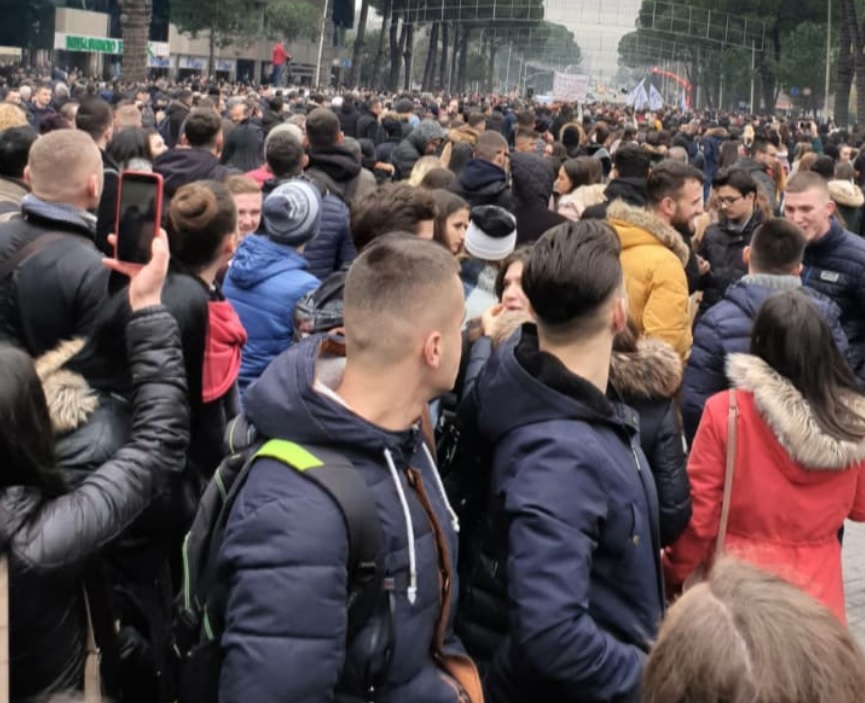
[
  {"x1": 54, "y1": 33, "x2": 169, "y2": 58},
  {"x1": 552, "y1": 73, "x2": 590, "y2": 103}
]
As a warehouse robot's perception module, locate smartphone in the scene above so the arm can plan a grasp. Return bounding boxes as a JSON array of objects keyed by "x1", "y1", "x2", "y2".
[{"x1": 115, "y1": 171, "x2": 163, "y2": 265}]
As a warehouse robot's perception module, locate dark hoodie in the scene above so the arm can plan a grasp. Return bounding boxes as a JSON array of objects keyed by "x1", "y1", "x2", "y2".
[
  {"x1": 470, "y1": 327, "x2": 663, "y2": 703},
  {"x1": 337, "y1": 100, "x2": 360, "y2": 138},
  {"x1": 305, "y1": 145, "x2": 364, "y2": 204},
  {"x1": 154, "y1": 148, "x2": 233, "y2": 200},
  {"x1": 218, "y1": 337, "x2": 482, "y2": 702},
  {"x1": 509, "y1": 152, "x2": 566, "y2": 243},
  {"x1": 449, "y1": 159, "x2": 514, "y2": 211},
  {"x1": 580, "y1": 177, "x2": 647, "y2": 220}
]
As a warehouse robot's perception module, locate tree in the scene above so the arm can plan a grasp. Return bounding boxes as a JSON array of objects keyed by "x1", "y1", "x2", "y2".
[
  {"x1": 266, "y1": 0, "x2": 321, "y2": 43},
  {"x1": 171, "y1": 0, "x2": 260, "y2": 75},
  {"x1": 119, "y1": 0, "x2": 153, "y2": 83},
  {"x1": 348, "y1": 0, "x2": 371, "y2": 87}
]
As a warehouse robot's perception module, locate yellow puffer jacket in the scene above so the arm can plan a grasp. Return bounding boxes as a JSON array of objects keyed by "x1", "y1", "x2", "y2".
[{"x1": 608, "y1": 200, "x2": 692, "y2": 361}]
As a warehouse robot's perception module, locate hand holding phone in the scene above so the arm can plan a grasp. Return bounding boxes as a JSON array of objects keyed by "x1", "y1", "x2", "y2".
[{"x1": 114, "y1": 171, "x2": 164, "y2": 266}]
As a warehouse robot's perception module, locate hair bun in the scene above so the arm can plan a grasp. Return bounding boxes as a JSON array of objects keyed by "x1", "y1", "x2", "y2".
[{"x1": 170, "y1": 183, "x2": 219, "y2": 232}]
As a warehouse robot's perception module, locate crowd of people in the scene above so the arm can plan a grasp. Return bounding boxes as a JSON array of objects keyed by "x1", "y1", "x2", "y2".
[{"x1": 4, "y1": 71, "x2": 865, "y2": 703}]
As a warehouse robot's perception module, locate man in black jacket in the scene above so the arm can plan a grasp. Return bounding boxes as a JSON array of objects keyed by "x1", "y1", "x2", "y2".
[
  {"x1": 449, "y1": 130, "x2": 514, "y2": 211},
  {"x1": 355, "y1": 98, "x2": 383, "y2": 144},
  {"x1": 154, "y1": 108, "x2": 232, "y2": 200},
  {"x1": 0, "y1": 129, "x2": 109, "y2": 355},
  {"x1": 76, "y1": 98, "x2": 118, "y2": 255},
  {"x1": 162, "y1": 89, "x2": 192, "y2": 149},
  {"x1": 582, "y1": 144, "x2": 651, "y2": 220}
]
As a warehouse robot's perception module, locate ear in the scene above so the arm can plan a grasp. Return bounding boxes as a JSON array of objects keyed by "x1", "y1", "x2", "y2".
[
  {"x1": 23, "y1": 165, "x2": 31, "y2": 188},
  {"x1": 87, "y1": 172, "x2": 100, "y2": 200},
  {"x1": 302, "y1": 153, "x2": 309, "y2": 169},
  {"x1": 611, "y1": 293, "x2": 628, "y2": 335},
  {"x1": 826, "y1": 199, "x2": 836, "y2": 218},
  {"x1": 422, "y1": 330, "x2": 443, "y2": 370},
  {"x1": 795, "y1": 262, "x2": 803, "y2": 275},
  {"x1": 660, "y1": 196, "x2": 676, "y2": 219},
  {"x1": 742, "y1": 246, "x2": 751, "y2": 266},
  {"x1": 337, "y1": 131, "x2": 345, "y2": 145}
]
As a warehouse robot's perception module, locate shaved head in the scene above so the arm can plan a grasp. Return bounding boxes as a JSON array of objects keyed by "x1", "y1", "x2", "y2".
[{"x1": 25, "y1": 130, "x2": 103, "y2": 207}]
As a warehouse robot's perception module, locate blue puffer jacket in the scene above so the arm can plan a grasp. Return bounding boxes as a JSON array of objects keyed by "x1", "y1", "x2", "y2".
[
  {"x1": 682, "y1": 278, "x2": 849, "y2": 443},
  {"x1": 802, "y1": 218, "x2": 865, "y2": 381},
  {"x1": 223, "y1": 235, "x2": 319, "y2": 394},
  {"x1": 302, "y1": 194, "x2": 353, "y2": 280},
  {"x1": 218, "y1": 337, "x2": 481, "y2": 703},
  {"x1": 475, "y1": 327, "x2": 664, "y2": 703}
]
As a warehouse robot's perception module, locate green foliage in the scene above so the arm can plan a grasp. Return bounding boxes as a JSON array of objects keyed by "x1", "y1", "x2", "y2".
[
  {"x1": 171, "y1": 0, "x2": 261, "y2": 47},
  {"x1": 266, "y1": 0, "x2": 322, "y2": 43}
]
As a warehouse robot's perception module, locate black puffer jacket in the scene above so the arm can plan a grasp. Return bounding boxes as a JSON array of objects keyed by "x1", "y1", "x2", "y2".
[
  {"x1": 609, "y1": 337, "x2": 691, "y2": 547},
  {"x1": 449, "y1": 159, "x2": 514, "y2": 211},
  {"x1": 0, "y1": 308, "x2": 189, "y2": 701},
  {"x1": 698, "y1": 210, "x2": 763, "y2": 313},
  {"x1": 509, "y1": 152, "x2": 566, "y2": 243},
  {"x1": 0, "y1": 196, "x2": 109, "y2": 356}
]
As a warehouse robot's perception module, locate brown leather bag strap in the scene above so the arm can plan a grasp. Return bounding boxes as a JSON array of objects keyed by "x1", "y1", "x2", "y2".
[
  {"x1": 81, "y1": 589, "x2": 102, "y2": 703},
  {"x1": 715, "y1": 388, "x2": 739, "y2": 559},
  {"x1": 0, "y1": 555, "x2": 8, "y2": 703}
]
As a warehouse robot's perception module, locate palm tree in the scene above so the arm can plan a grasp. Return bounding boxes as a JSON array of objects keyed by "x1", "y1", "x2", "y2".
[{"x1": 119, "y1": 0, "x2": 153, "y2": 83}]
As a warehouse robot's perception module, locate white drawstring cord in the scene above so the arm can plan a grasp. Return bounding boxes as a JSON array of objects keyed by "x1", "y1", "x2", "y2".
[
  {"x1": 383, "y1": 448, "x2": 418, "y2": 605},
  {"x1": 421, "y1": 442, "x2": 460, "y2": 534}
]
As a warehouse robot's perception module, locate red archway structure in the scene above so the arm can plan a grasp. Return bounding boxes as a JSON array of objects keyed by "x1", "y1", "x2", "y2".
[{"x1": 650, "y1": 66, "x2": 692, "y2": 109}]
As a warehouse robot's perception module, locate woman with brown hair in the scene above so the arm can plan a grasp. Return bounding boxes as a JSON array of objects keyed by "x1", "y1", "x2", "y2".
[
  {"x1": 665, "y1": 290, "x2": 865, "y2": 621},
  {"x1": 554, "y1": 156, "x2": 605, "y2": 221},
  {"x1": 644, "y1": 558, "x2": 865, "y2": 703}
]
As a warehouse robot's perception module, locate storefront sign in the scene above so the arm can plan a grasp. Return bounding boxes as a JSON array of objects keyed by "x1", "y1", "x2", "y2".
[{"x1": 54, "y1": 33, "x2": 170, "y2": 58}]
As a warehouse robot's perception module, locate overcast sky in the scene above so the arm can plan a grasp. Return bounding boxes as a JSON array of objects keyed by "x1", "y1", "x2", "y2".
[{"x1": 544, "y1": 0, "x2": 641, "y2": 82}]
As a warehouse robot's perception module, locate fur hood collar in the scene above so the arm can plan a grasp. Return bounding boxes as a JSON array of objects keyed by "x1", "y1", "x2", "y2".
[
  {"x1": 448, "y1": 124, "x2": 480, "y2": 145},
  {"x1": 35, "y1": 338, "x2": 98, "y2": 434},
  {"x1": 727, "y1": 353, "x2": 865, "y2": 469},
  {"x1": 607, "y1": 200, "x2": 691, "y2": 266},
  {"x1": 828, "y1": 179, "x2": 865, "y2": 208},
  {"x1": 610, "y1": 337, "x2": 682, "y2": 400}
]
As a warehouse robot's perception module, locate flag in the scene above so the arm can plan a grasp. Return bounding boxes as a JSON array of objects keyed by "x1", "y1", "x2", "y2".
[
  {"x1": 649, "y1": 83, "x2": 663, "y2": 111},
  {"x1": 625, "y1": 79, "x2": 645, "y2": 108}
]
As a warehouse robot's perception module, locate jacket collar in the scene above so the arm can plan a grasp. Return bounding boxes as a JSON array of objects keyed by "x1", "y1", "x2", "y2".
[
  {"x1": 607, "y1": 199, "x2": 690, "y2": 266},
  {"x1": 20, "y1": 194, "x2": 97, "y2": 238},
  {"x1": 726, "y1": 353, "x2": 865, "y2": 469}
]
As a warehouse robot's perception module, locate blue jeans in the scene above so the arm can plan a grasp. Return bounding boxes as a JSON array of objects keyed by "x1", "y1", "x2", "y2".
[{"x1": 271, "y1": 64, "x2": 283, "y2": 87}]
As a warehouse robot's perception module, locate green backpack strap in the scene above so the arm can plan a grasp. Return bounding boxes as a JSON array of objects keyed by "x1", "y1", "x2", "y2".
[{"x1": 253, "y1": 440, "x2": 383, "y2": 639}]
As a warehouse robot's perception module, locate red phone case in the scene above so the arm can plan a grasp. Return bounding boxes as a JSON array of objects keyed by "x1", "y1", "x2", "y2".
[{"x1": 114, "y1": 170, "x2": 164, "y2": 264}]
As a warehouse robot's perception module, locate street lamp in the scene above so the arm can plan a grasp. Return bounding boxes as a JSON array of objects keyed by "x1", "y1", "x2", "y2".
[{"x1": 825, "y1": 0, "x2": 832, "y2": 121}]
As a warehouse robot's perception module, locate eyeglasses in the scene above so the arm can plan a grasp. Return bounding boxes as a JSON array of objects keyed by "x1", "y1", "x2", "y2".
[{"x1": 718, "y1": 195, "x2": 743, "y2": 206}]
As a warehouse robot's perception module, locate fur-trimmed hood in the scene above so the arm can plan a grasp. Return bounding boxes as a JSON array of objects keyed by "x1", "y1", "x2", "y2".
[
  {"x1": 447, "y1": 124, "x2": 480, "y2": 146},
  {"x1": 610, "y1": 337, "x2": 682, "y2": 401},
  {"x1": 727, "y1": 353, "x2": 865, "y2": 470},
  {"x1": 828, "y1": 179, "x2": 865, "y2": 209},
  {"x1": 34, "y1": 338, "x2": 98, "y2": 434},
  {"x1": 703, "y1": 127, "x2": 728, "y2": 139},
  {"x1": 607, "y1": 199, "x2": 691, "y2": 266}
]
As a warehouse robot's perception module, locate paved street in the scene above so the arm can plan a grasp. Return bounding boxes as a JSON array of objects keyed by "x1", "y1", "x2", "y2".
[{"x1": 844, "y1": 521, "x2": 865, "y2": 645}]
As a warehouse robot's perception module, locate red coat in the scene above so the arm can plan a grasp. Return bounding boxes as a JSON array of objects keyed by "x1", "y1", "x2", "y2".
[
  {"x1": 272, "y1": 42, "x2": 287, "y2": 66},
  {"x1": 665, "y1": 353, "x2": 865, "y2": 622}
]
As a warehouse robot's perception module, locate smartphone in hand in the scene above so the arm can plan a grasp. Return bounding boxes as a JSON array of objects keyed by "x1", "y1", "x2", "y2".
[{"x1": 114, "y1": 171, "x2": 164, "y2": 266}]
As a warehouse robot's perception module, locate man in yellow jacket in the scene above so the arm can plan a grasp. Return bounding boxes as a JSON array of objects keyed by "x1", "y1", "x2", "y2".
[{"x1": 608, "y1": 161, "x2": 704, "y2": 361}]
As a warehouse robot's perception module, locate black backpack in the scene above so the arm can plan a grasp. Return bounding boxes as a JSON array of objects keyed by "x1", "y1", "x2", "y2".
[
  {"x1": 436, "y1": 383, "x2": 509, "y2": 671},
  {"x1": 174, "y1": 417, "x2": 384, "y2": 703}
]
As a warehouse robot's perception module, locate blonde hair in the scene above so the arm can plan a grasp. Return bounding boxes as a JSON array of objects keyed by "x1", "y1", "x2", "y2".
[
  {"x1": 408, "y1": 155, "x2": 443, "y2": 187},
  {"x1": 0, "y1": 103, "x2": 29, "y2": 131},
  {"x1": 643, "y1": 558, "x2": 865, "y2": 703},
  {"x1": 27, "y1": 130, "x2": 102, "y2": 202}
]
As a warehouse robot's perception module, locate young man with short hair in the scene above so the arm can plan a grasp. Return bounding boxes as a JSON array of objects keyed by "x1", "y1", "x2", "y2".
[
  {"x1": 468, "y1": 219, "x2": 664, "y2": 703},
  {"x1": 682, "y1": 217, "x2": 850, "y2": 443},
  {"x1": 219, "y1": 235, "x2": 482, "y2": 703},
  {"x1": 450, "y1": 130, "x2": 514, "y2": 211},
  {"x1": 154, "y1": 107, "x2": 231, "y2": 199},
  {"x1": 607, "y1": 160, "x2": 703, "y2": 359},
  {"x1": 784, "y1": 171, "x2": 865, "y2": 380},
  {"x1": 76, "y1": 98, "x2": 118, "y2": 254}
]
